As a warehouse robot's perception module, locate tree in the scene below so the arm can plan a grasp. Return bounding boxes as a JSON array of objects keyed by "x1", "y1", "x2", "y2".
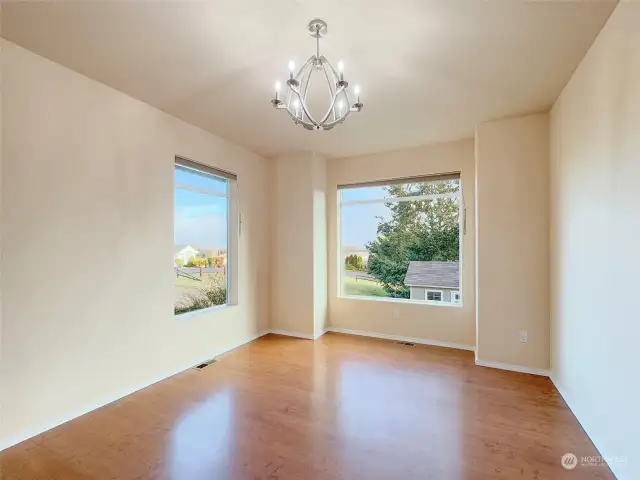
[
  {"x1": 345, "y1": 254, "x2": 365, "y2": 271},
  {"x1": 366, "y1": 180, "x2": 460, "y2": 298},
  {"x1": 209, "y1": 256, "x2": 224, "y2": 269},
  {"x1": 175, "y1": 258, "x2": 184, "y2": 268},
  {"x1": 193, "y1": 258, "x2": 207, "y2": 277},
  {"x1": 186, "y1": 255, "x2": 196, "y2": 267}
]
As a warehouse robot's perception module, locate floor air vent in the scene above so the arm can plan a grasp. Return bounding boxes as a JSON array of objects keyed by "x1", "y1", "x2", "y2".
[
  {"x1": 395, "y1": 341, "x2": 416, "y2": 347},
  {"x1": 194, "y1": 359, "x2": 217, "y2": 370}
]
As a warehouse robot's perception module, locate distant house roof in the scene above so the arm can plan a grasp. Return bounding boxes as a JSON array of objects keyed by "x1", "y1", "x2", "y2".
[
  {"x1": 403, "y1": 261, "x2": 459, "y2": 289},
  {"x1": 174, "y1": 244, "x2": 199, "y2": 254}
]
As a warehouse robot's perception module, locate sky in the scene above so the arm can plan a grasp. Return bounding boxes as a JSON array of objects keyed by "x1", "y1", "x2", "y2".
[
  {"x1": 174, "y1": 166, "x2": 228, "y2": 249},
  {"x1": 341, "y1": 186, "x2": 392, "y2": 250},
  {"x1": 340, "y1": 181, "x2": 459, "y2": 250}
]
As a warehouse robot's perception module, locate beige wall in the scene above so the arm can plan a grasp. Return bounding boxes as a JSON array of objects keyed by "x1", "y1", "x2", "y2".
[
  {"x1": 271, "y1": 154, "x2": 315, "y2": 335},
  {"x1": 475, "y1": 112, "x2": 549, "y2": 371},
  {"x1": 271, "y1": 152, "x2": 327, "y2": 337},
  {"x1": 312, "y1": 155, "x2": 328, "y2": 337},
  {"x1": 327, "y1": 139, "x2": 476, "y2": 348},
  {"x1": 550, "y1": 4, "x2": 639, "y2": 479},
  {"x1": 0, "y1": 40, "x2": 271, "y2": 449}
]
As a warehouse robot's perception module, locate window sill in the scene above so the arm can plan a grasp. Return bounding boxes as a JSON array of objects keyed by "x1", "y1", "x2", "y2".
[
  {"x1": 175, "y1": 303, "x2": 237, "y2": 320},
  {"x1": 338, "y1": 295, "x2": 463, "y2": 308}
]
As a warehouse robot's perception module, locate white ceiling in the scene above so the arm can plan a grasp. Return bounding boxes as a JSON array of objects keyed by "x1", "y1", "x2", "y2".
[{"x1": 2, "y1": 0, "x2": 616, "y2": 158}]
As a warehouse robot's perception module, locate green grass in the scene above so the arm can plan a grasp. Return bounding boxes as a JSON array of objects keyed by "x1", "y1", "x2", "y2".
[{"x1": 343, "y1": 275, "x2": 389, "y2": 298}]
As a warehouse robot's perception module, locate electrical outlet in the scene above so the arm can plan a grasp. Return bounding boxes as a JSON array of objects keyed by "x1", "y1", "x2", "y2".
[
  {"x1": 519, "y1": 331, "x2": 528, "y2": 343},
  {"x1": 393, "y1": 309, "x2": 401, "y2": 319}
]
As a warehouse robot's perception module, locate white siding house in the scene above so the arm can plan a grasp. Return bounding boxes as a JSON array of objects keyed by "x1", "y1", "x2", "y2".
[{"x1": 404, "y1": 261, "x2": 460, "y2": 304}]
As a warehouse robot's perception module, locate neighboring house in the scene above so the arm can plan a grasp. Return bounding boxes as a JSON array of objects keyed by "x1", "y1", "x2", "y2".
[
  {"x1": 174, "y1": 245, "x2": 202, "y2": 264},
  {"x1": 174, "y1": 245, "x2": 227, "y2": 266},
  {"x1": 403, "y1": 261, "x2": 460, "y2": 304}
]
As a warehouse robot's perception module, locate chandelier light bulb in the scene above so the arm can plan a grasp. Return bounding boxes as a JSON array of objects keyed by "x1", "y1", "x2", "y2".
[
  {"x1": 275, "y1": 81, "x2": 281, "y2": 92},
  {"x1": 338, "y1": 60, "x2": 344, "y2": 73},
  {"x1": 337, "y1": 100, "x2": 344, "y2": 111},
  {"x1": 354, "y1": 85, "x2": 360, "y2": 96},
  {"x1": 288, "y1": 60, "x2": 295, "y2": 72}
]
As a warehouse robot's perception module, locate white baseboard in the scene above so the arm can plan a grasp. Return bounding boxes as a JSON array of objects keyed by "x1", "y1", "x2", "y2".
[
  {"x1": 0, "y1": 330, "x2": 269, "y2": 453},
  {"x1": 267, "y1": 329, "x2": 316, "y2": 340},
  {"x1": 326, "y1": 327, "x2": 475, "y2": 352},
  {"x1": 475, "y1": 359, "x2": 549, "y2": 376},
  {"x1": 314, "y1": 329, "x2": 328, "y2": 340}
]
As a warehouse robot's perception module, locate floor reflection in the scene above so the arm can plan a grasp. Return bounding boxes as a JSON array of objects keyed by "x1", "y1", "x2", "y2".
[
  {"x1": 337, "y1": 361, "x2": 461, "y2": 479},
  {"x1": 168, "y1": 389, "x2": 234, "y2": 480}
]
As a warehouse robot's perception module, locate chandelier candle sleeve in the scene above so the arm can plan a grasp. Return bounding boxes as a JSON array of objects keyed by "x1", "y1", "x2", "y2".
[
  {"x1": 274, "y1": 81, "x2": 281, "y2": 101},
  {"x1": 271, "y1": 19, "x2": 363, "y2": 131}
]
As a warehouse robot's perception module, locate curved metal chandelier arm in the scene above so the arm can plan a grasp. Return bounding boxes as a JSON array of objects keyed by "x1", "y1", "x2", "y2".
[
  {"x1": 321, "y1": 56, "x2": 342, "y2": 85},
  {"x1": 289, "y1": 56, "x2": 315, "y2": 84},
  {"x1": 288, "y1": 83, "x2": 319, "y2": 127},
  {"x1": 319, "y1": 59, "x2": 338, "y2": 121},
  {"x1": 283, "y1": 105, "x2": 316, "y2": 129},
  {"x1": 319, "y1": 84, "x2": 346, "y2": 125},
  {"x1": 320, "y1": 97, "x2": 352, "y2": 130}
]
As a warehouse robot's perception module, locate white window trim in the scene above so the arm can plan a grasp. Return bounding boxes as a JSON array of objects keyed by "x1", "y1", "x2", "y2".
[
  {"x1": 425, "y1": 289, "x2": 444, "y2": 302},
  {"x1": 337, "y1": 175, "x2": 463, "y2": 307},
  {"x1": 174, "y1": 157, "x2": 239, "y2": 314},
  {"x1": 174, "y1": 182, "x2": 228, "y2": 198},
  {"x1": 340, "y1": 191, "x2": 459, "y2": 206}
]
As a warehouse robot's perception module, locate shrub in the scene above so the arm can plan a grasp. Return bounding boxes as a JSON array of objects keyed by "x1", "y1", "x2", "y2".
[
  {"x1": 174, "y1": 272, "x2": 227, "y2": 315},
  {"x1": 175, "y1": 258, "x2": 184, "y2": 268},
  {"x1": 202, "y1": 274, "x2": 226, "y2": 305},
  {"x1": 186, "y1": 255, "x2": 196, "y2": 267},
  {"x1": 193, "y1": 258, "x2": 207, "y2": 268}
]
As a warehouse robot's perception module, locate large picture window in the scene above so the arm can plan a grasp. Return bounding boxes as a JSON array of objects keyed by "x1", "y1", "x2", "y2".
[
  {"x1": 339, "y1": 174, "x2": 462, "y2": 304},
  {"x1": 174, "y1": 157, "x2": 236, "y2": 315}
]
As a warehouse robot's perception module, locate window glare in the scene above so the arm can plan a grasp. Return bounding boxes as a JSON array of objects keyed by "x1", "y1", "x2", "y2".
[
  {"x1": 341, "y1": 186, "x2": 389, "y2": 202},
  {"x1": 341, "y1": 179, "x2": 459, "y2": 202},
  {"x1": 175, "y1": 165, "x2": 228, "y2": 194}
]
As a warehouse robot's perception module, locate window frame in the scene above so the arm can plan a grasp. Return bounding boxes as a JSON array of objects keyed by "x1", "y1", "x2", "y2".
[
  {"x1": 451, "y1": 290, "x2": 461, "y2": 304},
  {"x1": 337, "y1": 173, "x2": 463, "y2": 306},
  {"x1": 426, "y1": 289, "x2": 444, "y2": 302},
  {"x1": 174, "y1": 156, "x2": 239, "y2": 316}
]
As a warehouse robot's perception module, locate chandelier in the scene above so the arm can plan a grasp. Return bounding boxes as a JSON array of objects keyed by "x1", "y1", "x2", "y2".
[{"x1": 271, "y1": 19, "x2": 363, "y2": 131}]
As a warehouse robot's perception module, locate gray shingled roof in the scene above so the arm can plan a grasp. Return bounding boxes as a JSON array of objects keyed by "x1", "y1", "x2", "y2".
[{"x1": 403, "y1": 261, "x2": 459, "y2": 289}]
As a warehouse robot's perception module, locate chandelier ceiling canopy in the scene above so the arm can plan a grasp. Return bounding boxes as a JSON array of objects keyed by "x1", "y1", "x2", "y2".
[{"x1": 271, "y1": 19, "x2": 363, "y2": 131}]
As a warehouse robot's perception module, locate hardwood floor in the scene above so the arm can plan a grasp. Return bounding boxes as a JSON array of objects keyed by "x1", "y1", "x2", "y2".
[{"x1": 0, "y1": 333, "x2": 614, "y2": 479}]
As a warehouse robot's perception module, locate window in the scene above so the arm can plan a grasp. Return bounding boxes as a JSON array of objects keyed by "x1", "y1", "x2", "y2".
[
  {"x1": 426, "y1": 290, "x2": 443, "y2": 302},
  {"x1": 174, "y1": 157, "x2": 236, "y2": 315},
  {"x1": 451, "y1": 291, "x2": 461, "y2": 304},
  {"x1": 339, "y1": 174, "x2": 462, "y2": 305}
]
